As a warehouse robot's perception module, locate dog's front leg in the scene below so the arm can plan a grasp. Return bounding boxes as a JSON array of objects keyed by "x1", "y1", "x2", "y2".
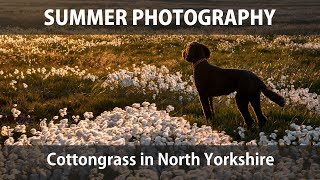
[{"x1": 199, "y1": 95, "x2": 213, "y2": 124}]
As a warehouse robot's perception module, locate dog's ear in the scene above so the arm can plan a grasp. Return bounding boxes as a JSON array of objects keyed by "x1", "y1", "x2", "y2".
[{"x1": 202, "y1": 44, "x2": 210, "y2": 59}]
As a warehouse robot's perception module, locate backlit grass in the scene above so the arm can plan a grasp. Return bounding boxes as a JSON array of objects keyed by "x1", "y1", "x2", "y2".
[{"x1": 0, "y1": 35, "x2": 319, "y2": 144}]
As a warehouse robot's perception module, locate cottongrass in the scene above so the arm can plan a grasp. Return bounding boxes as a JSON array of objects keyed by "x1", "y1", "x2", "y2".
[
  {"x1": 2, "y1": 102, "x2": 233, "y2": 146},
  {"x1": 100, "y1": 63, "x2": 320, "y2": 114},
  {"x1": 1, "y1": 63, "x2": 320, "y2": 146},
  {"x1": 1, "y1": 58, "x2": 319, "y2": 114},
  {"x1": 101, "y1": 64, "x2": 197, "y2": 100},
  {"x1": 1, "y1": 103, "x2": 320, "y2": 179},
  {"x1": 2, "y1": 102, "x2": 320, "y2": 147},
  {"x1": 237, "y1": 122, "x2": 320, "y2": 146}
]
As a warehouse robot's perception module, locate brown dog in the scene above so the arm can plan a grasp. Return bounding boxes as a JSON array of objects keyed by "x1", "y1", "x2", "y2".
[{"x1": 182, "y1": 42, "x2": 285, "y2": 128}]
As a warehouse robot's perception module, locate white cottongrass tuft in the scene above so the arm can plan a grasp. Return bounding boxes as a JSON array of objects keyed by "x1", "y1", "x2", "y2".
[{"x1": 2, "y1": 102, "x2": 234, "y2": 146}]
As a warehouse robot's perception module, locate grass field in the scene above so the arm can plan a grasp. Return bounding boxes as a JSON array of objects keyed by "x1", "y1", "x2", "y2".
[{"x1": 0, "y1": 34, "x2": 320, "y2": 144}]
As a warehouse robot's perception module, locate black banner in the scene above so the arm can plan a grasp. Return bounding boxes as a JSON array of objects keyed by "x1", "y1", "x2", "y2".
[
  {"x1": 0, "y1": 0, "x2": 319, "y2": 34},
  {"x1": 1, "y1": 145, "x2": 320, "y2": 179}
]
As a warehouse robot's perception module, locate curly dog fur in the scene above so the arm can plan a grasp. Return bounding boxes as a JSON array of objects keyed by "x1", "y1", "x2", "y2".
[{"x1": 182, "y1": 42, "x2": 285, "y2": 128}]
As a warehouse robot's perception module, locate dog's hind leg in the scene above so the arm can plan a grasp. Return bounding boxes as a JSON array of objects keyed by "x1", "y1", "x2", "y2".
[
  {"x1": 208, "y1": 96, "x2": 214, "y2": 118},
  {"x1": 250, "y1": 93, "x2": 268, "y2": 128},
  {"x1": 236, "y1": 93, "x2": 254, "y2": 128},
  {"x1": 199, "y1": 95, "x2": 213, "y2": 123}
]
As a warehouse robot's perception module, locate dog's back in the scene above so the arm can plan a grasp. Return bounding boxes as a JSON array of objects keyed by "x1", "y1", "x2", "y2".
[{"x1": 194, "y1": 61, "x2": 259, "y2": 96}]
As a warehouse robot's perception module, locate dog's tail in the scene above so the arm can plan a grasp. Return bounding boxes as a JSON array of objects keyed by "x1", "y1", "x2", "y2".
[{"x1": 260, "y1": 81, "x2": 286, "y2": 107}]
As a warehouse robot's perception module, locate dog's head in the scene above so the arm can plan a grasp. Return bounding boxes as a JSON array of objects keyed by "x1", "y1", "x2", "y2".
[{"x1": 182, "y1": 42, "x2": 210, "y2": 63}]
